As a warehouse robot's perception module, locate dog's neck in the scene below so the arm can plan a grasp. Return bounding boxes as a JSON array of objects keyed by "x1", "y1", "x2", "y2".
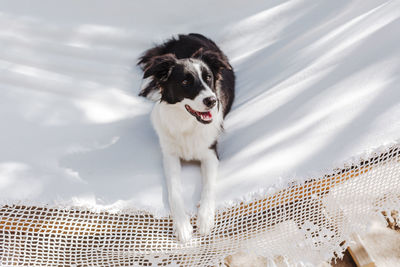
[{"x1": 151, "y1": 101, "x2": 223, "y2": 161}]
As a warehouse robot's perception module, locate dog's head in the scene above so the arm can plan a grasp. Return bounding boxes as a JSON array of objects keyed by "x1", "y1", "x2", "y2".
[{"x1": 141, "y1": 50, "x2": 230, "y2": 124}]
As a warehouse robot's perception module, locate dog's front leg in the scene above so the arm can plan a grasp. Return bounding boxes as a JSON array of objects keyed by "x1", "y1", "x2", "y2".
[
  {"x1": 163, "y1": 153, "x2": 193, "y2": 242},
  {"x1": 197, "y1": 150, "x2": 218, "y2": 235}
]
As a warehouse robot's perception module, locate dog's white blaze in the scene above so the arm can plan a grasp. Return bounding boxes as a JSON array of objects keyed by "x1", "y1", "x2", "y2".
[
  {"x1": 193, "y1": 62, "x2": 216, "y2": 103},
  {"x1": 181, "y1": 61, "x2": 217, "y2": 114}
]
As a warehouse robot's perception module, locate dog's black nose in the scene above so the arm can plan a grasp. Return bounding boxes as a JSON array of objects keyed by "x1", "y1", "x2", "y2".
[{"x1": 203, "y1": 96, "x2": 217, "y2": 108}]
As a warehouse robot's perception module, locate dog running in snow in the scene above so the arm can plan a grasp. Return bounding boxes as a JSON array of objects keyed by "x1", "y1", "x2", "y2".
[{"x1": 137, "y1": 33, "x2": 235, "y2": 242}]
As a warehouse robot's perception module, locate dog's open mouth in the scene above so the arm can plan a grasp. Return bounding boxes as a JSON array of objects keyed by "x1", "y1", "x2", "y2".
[{"x1": 185, "y1": 105, "x2": 212, "y2": 124}]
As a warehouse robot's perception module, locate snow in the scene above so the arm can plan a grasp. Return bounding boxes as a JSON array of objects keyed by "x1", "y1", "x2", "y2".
[{"x1": 0, "y1": 0, "x2": 399, "y2": 216}]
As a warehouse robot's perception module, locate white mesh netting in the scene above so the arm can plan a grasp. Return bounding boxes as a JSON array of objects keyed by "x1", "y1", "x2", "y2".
[{"x1": 1, "y1": 145, "x2": 399, "y2": 266}]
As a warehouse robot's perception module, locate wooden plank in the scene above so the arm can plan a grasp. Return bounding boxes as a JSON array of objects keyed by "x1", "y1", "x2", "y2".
[{"x1": 348, "y1": 234, "x2": 375, "y2": 267}]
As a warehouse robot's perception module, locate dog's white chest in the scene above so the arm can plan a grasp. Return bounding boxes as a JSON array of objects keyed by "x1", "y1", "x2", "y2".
[{"x1": 151, "y1": 102, "x2": 222, "y2": 161}]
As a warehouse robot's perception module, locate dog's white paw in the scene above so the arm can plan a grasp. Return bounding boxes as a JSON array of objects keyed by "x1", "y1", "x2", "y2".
[
  {"x1": 175, "y1": 217, "x2": 193, "y2": 243},
  {"x1": 197, "y1": 203, "x2": 215, "y2": 236}
]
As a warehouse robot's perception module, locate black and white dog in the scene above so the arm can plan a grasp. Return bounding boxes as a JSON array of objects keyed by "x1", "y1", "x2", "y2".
[{"x1": 137, "y1": 33, "x2": 235, "y2": 242}]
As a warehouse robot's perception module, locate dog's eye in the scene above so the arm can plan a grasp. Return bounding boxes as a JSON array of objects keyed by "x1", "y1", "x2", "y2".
[
  {"x1": 205, "y1": 74, "x2": 212, "y2": 82},
  {"x1": 182, "y1": 80, "x2": 189, "y2": 86}
]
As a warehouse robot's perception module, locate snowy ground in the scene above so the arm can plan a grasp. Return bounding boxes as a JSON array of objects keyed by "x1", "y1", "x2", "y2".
[{"x1": 0, "y1": 0, "x2": 400, "y2": 215}]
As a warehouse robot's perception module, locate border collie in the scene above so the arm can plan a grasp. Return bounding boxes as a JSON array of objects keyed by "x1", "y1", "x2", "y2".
[{"x1": 137, "y1": 33, "x2": 235, "y2": 242}]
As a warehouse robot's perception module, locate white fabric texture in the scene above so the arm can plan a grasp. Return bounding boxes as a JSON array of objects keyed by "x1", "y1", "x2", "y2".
[{"x1": 0, "y1": 0, "x2": 400, "y2": 265}]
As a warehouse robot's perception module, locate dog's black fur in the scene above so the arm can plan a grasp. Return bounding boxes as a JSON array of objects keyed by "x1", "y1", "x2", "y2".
[{"x1": 137, "y1": 33, "x2": 235, "y2": 117}]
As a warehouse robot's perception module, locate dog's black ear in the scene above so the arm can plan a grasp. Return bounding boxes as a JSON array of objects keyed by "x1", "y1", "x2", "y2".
[
  {"x1": 192, "y1": 48, "x2": 232, "y2": 73},
  {"x1": 143, "y1": 54, "x2": 176, "y2": 81}
]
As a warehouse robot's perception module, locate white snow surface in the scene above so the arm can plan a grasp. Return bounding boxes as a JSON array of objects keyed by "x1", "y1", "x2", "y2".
[{"x1": 1, "y1": 0, "x2": 400, "y2": 216}]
